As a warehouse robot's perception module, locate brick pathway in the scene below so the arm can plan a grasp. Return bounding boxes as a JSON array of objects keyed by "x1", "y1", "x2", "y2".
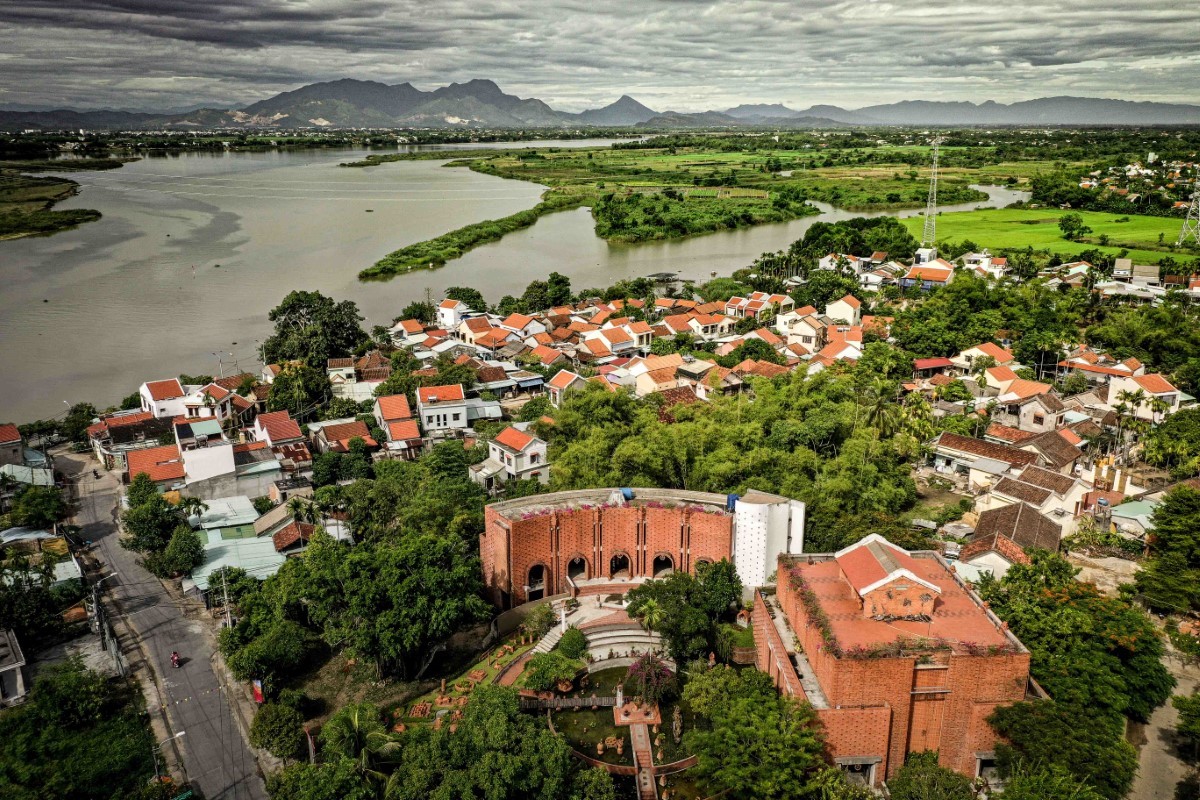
[{"x1": 630, "y1": 723, "x2": 658, "y2": 800}]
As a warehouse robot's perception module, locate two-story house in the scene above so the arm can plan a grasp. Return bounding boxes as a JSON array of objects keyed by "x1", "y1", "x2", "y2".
[
  {"x1": 469, "y1": 425, "x2": 549, "y2": 492},
  {"x1": 139, "y1": 379, "x2": 188, "y2": 418},
  {"x1": 823, "y1": 294, "x2": 862, "y2": 326}
]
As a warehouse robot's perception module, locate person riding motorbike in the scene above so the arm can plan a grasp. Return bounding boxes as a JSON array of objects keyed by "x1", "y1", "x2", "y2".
[{"x1": 171, "y1": 651, "x2": 181, "y2": 669}]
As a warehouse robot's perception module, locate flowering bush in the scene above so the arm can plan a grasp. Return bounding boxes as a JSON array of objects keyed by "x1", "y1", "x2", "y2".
[{"x1": 624, "y1": 652, "x2": 677, "y2": 705}]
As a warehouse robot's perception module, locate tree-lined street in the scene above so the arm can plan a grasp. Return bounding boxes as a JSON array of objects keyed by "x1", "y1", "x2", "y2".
[{"x1": 59, "y1": 449, "x2": 267, "y2": 800}]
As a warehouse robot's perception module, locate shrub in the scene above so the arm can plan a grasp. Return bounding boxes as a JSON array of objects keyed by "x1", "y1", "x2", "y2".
[
  {"x1": 524, "y1": 603, "x2": 556, "y2": 638},
  {"x1": 522, "y1": 652, "x2": 579, "y2": 691},
  {"x1": 250, "y1": 703, "x2": 305, "y2": 761},
  {"x1": 624, "y1": 653, "x2": 676, "y2": 704},
  {"x1": 556, "y1": 626, "x2": 587, "y2": 660}
]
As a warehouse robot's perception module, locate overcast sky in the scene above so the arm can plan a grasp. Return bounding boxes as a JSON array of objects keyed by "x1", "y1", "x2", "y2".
[{"x1": 2, "y1": 0, "x2": 1197, "y2": 112}]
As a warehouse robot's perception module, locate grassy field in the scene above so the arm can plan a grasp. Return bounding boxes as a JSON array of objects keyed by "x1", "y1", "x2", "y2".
[{"x1": 902, "y1": 208, "x2": 1195, "y2": 266}]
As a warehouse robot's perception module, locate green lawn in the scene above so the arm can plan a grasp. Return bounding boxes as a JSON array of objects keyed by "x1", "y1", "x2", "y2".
[{"x1": 903, "y1": 208, "x2": 1194, "y2": 266}]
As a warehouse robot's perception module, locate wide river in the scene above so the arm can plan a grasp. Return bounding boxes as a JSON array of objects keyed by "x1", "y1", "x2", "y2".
[{"x1": 0, "y1": 142, "x2": 1027, "y2": 423}]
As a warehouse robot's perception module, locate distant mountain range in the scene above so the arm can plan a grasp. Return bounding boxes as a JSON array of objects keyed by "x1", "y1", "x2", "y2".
[{"x1": 3, "y1": 79, "x2": 1200, "y2": 130}]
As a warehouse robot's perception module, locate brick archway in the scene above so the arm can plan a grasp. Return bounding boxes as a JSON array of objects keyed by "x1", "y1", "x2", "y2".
[
  {"x1": 652, "y1": 552, "x2": 675, "y2": 578},
  {"x1": 609, "y1": 552, "x2": 631, "y2": 579},
  {"x1": 566, "y1": 554, "x2": 589, "y2": 582},
  {"x1": 527, "y1": 563, "x2": 550, "y2": 602}
]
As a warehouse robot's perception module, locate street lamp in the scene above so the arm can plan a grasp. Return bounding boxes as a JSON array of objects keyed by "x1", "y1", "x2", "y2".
[{"x1": 152, "y1": 730, "x2": 186, "y2": 784}]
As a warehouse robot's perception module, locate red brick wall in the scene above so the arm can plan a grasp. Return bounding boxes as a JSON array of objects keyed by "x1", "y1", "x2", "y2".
[
  {"x1": 687, "y1": 511, "x2": 734, "y2": 572},
  {"x1": 817, "y1": 706, "x2": 892, "y2": 771},
  {"x1": 599, "y1": 506, "x2": 640, "y2": 577},
  {"x1": 752, "y1": 591, "x2": 803, "y2": 698},
  {"x1": 557, "y1": 510, "x2": 597, "y2": 583},
  {"x1": 507, "y1": 515, "x2": 554, "y2": 604},
  {"x1": 644, "y1": 507, "x2": 683, "y2": 574},
  {"x1": 862, "y1": 578, "x2": 937, "y2": 619},
  {"x1": 483, "y1": 502, "x2": 736, "y2": 605},
  {"x1": 773, "y1": 556, "x2": 1031, "y2": 782},
  {"x1": 480, "y1": 506, "x2": 509, "y2": 606}
]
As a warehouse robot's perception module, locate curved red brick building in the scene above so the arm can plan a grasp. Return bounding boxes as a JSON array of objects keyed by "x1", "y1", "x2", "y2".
[{"x1": 481, "y1": 488, "x2": 806, "y2": 608}]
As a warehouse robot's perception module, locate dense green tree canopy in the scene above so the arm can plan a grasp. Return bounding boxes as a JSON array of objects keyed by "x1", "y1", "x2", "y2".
[
  {"x1": 262, "y1": 290, "x2": 368, "y2": 369},
  {"x1": 1136, "y1": 486, "x2": 1200, "y2": 613},
  {"x1": 980, "y1": 551, "x2": 1172, "y2": 722}
]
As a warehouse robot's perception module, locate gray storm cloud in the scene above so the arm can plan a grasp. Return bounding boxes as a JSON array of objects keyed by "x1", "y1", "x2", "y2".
[{"x1": 0, "y1": 0, "x2": 1196, "y2": 110}]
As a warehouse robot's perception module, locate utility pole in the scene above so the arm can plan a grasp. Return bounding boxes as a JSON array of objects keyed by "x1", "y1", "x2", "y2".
[{"x1": 221, "y1": 569, "x2": 232, "y2": 628}]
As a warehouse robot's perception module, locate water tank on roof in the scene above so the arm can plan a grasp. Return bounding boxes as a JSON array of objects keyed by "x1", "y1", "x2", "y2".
[
  {"x1": 620, "y1": 488, "x2": 634, "y2": 501},
  {"x1": 726, "y1": 493, "x2": 739, "y2": 512}
]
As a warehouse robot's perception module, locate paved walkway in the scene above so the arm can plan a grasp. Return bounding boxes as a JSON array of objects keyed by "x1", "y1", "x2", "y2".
[
  {"x1": 61, "y1": 450, "x2": 267, "y2": 800},
  {"x1": 1131, "y1": 653, "x2": 1200, "y2": 799}
]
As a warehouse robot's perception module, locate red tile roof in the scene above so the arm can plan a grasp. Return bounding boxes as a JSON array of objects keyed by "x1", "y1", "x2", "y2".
[
  {"x1": 972, "y1": 342, "x2": 1015, "y2": 363},
  {"x1": 321, "y1": 421, "x2": 372, "y2": 445},
  {"x1": 838, "y1": 294, "x2": 861, "y2": 308},
  {"x1": 273, "y1": 521, "x2": 314, "y2": 552},
  {"x1": 834, "y1": 536, "x2": 934, "y2": 597},
  {"x1": 418, "y1": 384, "x2": 465, "y2": 403},
  {"x1": 375, "y1": 394, "x2": 412, "y2": 422},
  {"x1": 1134, "y1": 373, "x2": 1177, "y2": 394},
  {"x1": 145, "y1": 379, "x2": 185, "y2": 401},
  {"x1": 494, "y1": 426, "x2": 536, "y2": 452},
  {"x1": 0, "y1": 423, "x2": 20, "y2": 444},
  {"x1": 986, "y1": 423, "x2": 1037, "y2": 443},
  {"x1": 387, "y1": 420, "x2": 421, "y2": 442},
  {"x1": 126, "y1": 444, "x2": 184, "y2": 483},
  {"x1": 932, "y1": 432, "x2": 1039, "y2": 466},
  {"x1": 256, "y1": 411, "x2": 303, "y2": 443},
  {"x1": 549, "y1": 370, "x2": 583, "y2": 391},
  {"x1": 914, "y1": 357, "x2": 953, "y2": 370}
]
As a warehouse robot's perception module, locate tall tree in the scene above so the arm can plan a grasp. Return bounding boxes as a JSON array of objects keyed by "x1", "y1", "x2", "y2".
[{"x1": 262, "y1": 290, "x2": 367, "y2": 369}]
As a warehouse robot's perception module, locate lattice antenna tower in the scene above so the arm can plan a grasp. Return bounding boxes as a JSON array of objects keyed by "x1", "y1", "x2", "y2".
[
  {"x1": 921, "y1": 137, "x2": 942, "y2": 247},
  {"x1": 1178, "y1": 179, "x2": 1200, "y2": 247}
]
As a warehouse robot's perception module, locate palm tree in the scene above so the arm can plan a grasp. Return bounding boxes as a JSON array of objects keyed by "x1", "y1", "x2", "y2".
[
  {"x1": 636, "y1": 598, "x2": 664, "y2": 634},
  {"x1": 1150, "y1": 396, "x2": 1171, "y2": 425},
  {"x1": 177, "y1": 496, "x2": 208, "y2": 521},
  {"x1": 322, "y1": 703, "x2": 398, "y2": 785}
]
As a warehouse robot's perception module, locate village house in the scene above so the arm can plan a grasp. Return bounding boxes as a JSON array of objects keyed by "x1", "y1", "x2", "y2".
[
  {"x1": 928, "y1": 432, "x2": 1039, "y2": 484},
  {"x1": 547, "y1": 370, "x2": 588, "y2": 406},
  {"x1": 823, "y1": 294, "x2": 862, "y2": 326},
  {"x1": 138, "y1": 378, "x2": 188, "y2": 418},
  {"x1": 957, "y1": 503, "x2": 1063, "y2": 580},
  {"x1": 900, "y1": 259, "x2": 955, "y2": 290},
  {"x1": 437, "y1": 298, "x2": 470, "y2": 330},
  {"x1": 724, "y1": 291, "x2": 795, "y2": 319},
  {"x1": 974, "y1": 464, "x2": 1090, "y2": 535},
  {"x1": 951, "y1": 342, "x2": 1016, "y2": 374},
  {"x1": 1107, "y1": 373, "x2": 1186, "y2": 421},
  {"x1": 308, "y1": 419, "x2": 378, "y2": 454},
  {"x1": 0, "y1": 424, "x2": 22, "y2": 467},
  {"x1": 251, "y1": 411, "x2": 304, "y2": 446},
  {"x1": 87, "y1": 411, "x2": 175, "y2": 471},
  {"x1": 469, "y1": 424, "x2": 549, "y2": 493},
  {"x1": 326, "y1": 352, "x2": 391, "y2": 401}
]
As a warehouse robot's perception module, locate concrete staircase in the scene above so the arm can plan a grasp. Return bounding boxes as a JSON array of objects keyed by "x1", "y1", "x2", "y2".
[
  {"x1": 583, "y1": 626, "x2": 662, "y2": 660},
  {"x1": 532, "y1": 626, "x2": 564, "y2": 655}
]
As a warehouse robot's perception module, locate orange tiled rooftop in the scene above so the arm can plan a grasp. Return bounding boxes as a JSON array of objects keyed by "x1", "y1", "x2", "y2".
[{"x1": 787, "y1": 552, "x2": 1013, "y2": 653}]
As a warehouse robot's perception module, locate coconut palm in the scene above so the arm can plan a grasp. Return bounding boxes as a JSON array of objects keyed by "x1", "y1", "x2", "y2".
[
  {"x1": 321, "y1": 702, "x2": 399, "y2": 784},
  {"x1": 1150, "y1": 396, "x2": 1171, "y2": 425},
  {"x1": 636, "y1": 598, "x2": 664, "y2": 634}
]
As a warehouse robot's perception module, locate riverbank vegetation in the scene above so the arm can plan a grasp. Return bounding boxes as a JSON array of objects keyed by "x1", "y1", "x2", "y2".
[
  {"x1": 0, "y1": 157, "x2": 128, "y2": 239},
  {"x1": 359, "y1": 191, "x2": 588, "y2": 280}
]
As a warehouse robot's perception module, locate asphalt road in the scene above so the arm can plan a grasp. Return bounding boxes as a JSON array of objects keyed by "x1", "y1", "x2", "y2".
[{"x1": 60, "y1": 449, "x2": 267, "y2": 800}]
